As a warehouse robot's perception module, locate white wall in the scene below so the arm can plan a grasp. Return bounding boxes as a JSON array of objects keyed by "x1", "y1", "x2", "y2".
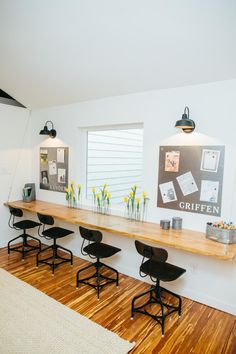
[
  {"x1": 0, "y1": 103, "x2": 31, "y2": 247},
  {"x1": 11, "y1": 79, "x2": 236, "y2": 314}
]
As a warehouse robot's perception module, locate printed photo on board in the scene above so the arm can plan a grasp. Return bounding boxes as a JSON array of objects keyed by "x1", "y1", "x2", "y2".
[{"x1": 164, "y1": 151, "x2": 180, "y2": 172}]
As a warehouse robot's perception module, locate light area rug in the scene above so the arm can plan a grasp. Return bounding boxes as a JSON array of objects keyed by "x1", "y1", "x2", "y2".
[{"x1": 0, "y1": 268, "x2": 134, "y2": 354}]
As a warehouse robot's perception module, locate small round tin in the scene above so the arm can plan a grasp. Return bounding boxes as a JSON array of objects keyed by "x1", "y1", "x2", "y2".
[
  {"x1": 160, "y1": 219, "x2": 171, "y2": 230},
  {"x1": 172, "y1": 217, "x2": 182, "y2": 230}
]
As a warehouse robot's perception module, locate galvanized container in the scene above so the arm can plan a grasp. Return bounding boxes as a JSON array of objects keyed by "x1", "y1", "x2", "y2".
[{"x1": 206, "y1": 222, "x2": 236, "y2": 244}]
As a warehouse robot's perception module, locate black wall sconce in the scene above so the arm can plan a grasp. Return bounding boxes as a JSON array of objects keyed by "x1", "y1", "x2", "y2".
[
  {"x1": 39, "y1": 121, "x2": 57, "y2": 138},
  {"x1": 175, "y1": 106, "x2": 195, "y2": 133}
]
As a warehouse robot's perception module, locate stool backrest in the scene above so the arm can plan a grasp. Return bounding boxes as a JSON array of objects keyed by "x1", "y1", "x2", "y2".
[
  {"x1": 79, "y1": 226, "x2": 102, "y2": 243},
  {"x1": 8, "y1": 207, "x2": 23, "y2": 229},
  {"x1": 135, "y1": 240, "x2": 168, "y2": 262},
  {"x1": 37, "y1": 213, "x2": 54, "y2": 226},
  {"x1": 9, "y1": 207, "x2": 23, "y2": 217}
]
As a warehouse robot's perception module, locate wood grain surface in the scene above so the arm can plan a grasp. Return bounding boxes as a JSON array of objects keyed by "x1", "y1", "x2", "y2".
[
  {"x1": 5, "y1": 200, "x2": 236, "y2": 260},
  {"x1": 0, "y1": 245, "x2": 235, "y2": 354}
]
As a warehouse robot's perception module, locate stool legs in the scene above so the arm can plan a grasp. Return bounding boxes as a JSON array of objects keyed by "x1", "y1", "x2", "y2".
[
  {"x1": 163, "y1": 287, "x2": 182, "y2": 317},
  {"x1": 76, "y1": 259, "x2": 119, "y2": 299},
  {"x1": 131, "y1": 281, "x2": 182, "y2": 336},
  {"x1": 8, "y1": 231, "x2": 41, "y2": 260},
  {"x1": 131, "y1": 286, "x2": 155, "y2": 318},
  {"x1": 8, "y1": 235, "x2": 23, "y2": 254},
  {"x1": 36, "y1": 239, "x2": 73, "y2": 274}
]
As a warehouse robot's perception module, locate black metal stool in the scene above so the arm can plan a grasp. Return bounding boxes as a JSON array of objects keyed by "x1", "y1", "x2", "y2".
[
  {"x1": 131, "y1": 240, "x2": 186, "y2": 336},
  {"x1": 76, "y1": 226, "x2": 121, "y2": 299},
  {"x1": 36, "y1": 213, "x2": 74, "y2": 274},
  {"x1": 8, "y1": 206, "x2": 41, "y2": 260}
]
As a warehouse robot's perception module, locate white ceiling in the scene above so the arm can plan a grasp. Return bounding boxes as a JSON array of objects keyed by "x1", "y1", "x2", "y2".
[{"x1": 0, "y1": 0, "x2": 236, "y2": 109}]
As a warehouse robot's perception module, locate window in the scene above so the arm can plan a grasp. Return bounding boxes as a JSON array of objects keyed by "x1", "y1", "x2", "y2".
[{"x1": 86, "y1": 125, "x2": 143, "y2": 205}]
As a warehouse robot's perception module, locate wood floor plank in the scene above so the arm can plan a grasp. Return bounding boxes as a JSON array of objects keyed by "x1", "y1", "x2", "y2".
[
  {"x1": 224, "y1": 322, "x2": 236, "y2": 354},
  {"x1": 0, "y1": 244, "x2": 235, "y2": 354}
]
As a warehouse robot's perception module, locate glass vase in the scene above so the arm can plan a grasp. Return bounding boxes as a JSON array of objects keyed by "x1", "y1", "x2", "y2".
[
  {"x1": 141, "y1": 201, "x2": 149, "y2": 222},
  {"x1": 135, "y1": 209, "x2": 141, "y2": 221},
  {"x1": 127, "y1": 207, "x2": 136, "y2": 220}
]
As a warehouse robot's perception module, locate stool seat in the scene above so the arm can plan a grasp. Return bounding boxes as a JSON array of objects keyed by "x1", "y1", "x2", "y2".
[
  {"x1": 141, "y1": 259, "x2": 186, "y2": 282},
  {"x1": 42, "y1": 227, "x2": 73, "y2": 239},
  {"x1": 84, "y1": 242, "x2": 121, "y2": 258},
  {"x1": 14, "y1": 220, "x2": 41, "y2": 230}
]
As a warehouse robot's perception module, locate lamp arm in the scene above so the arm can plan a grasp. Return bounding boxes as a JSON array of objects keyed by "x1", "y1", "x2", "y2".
[
  {"x1": 184, "y1": 106, "x2": 190, "y2": 118},
  {"x1": 45, "y1": 120, "x2": 54, "y2": 129}
]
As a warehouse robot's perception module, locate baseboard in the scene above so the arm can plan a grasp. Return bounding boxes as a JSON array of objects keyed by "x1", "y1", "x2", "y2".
[
  {"x1": 172, "y1": 286, "x2": 236, "y2": 316},
  {"x1": 0, "y1": 240, "x2": 8, "y2": 248},
  {"x1": 0, "y1": 238, "x2": 51, "y2": 249}
]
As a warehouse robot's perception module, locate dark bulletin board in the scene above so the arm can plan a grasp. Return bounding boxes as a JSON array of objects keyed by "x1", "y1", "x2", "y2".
[
  {"x1": 40, "y1": 147, "x2": 69, "y2": 193},
  {"x1": 157, "y1": 145, "x2": 225, "y2": 216}
]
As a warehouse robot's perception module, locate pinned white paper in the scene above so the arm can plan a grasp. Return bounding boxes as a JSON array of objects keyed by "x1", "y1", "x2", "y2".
[
  {"x1": 159, "y1": 181, "x2": 177, "y2": 203},
  {"x1": 176, "y1": 171, "x2": 198, "y2": 196},
  {"x1": 200, "y1": 149, "x2": 220, "y2": 173},
  {"x1": 48, "y1": 160, "x2": 57, "y2": 175},
  {"x1": 200, "y1": 180, "x2": 219, "y2": 203},
  {"x1": 40, "y1": 149, "x2": 48, "y2": 154},
  {"x1": 57, "y1": 148, "x2": 65, "y2": 163}
]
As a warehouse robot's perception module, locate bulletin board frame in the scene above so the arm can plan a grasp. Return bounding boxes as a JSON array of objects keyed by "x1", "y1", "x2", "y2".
[
  {"x1": 40, "y1": 147, "x2": 69, "y2": 193},
  {"x1": 157, "y1": 145, "x2": 225, "y2": 216}
]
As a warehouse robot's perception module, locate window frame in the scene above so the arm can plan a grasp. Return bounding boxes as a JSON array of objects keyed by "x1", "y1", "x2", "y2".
[{"x1": 83, "y1": 123, "x2": 144, "y2": 211}]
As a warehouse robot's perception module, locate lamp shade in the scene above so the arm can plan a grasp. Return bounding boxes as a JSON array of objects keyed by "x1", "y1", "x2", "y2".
[
  {"x1": 39, "y1": 125, "x2": 50, "y2": 135},
  {"x1": 175, "y1": 107, "x2": 195, "y2": 133}
]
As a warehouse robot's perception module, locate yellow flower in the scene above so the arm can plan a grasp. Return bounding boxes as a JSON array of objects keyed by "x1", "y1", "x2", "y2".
[
  {"x1": 78, "y1": 183, "x2": 81, "y2": 189},
  {"x1": 70, "y1": 180, "x2": 74, "y2": 185},
  {"x1": 104, "y1": 183, "x2": 107, "y2": 188},
  {"x1": 136, "y1": 197, "x2": 140, "y2": 204},
  {"x1": 130, "y1": 191, "x2": 134, "y2": 198},
  {"x1": 96, "y1": 193, "x2": 100, "y2": 200},
  {"x1": 92, "y1": 187, "x2": 96, "y2": 193},
  {"x1": 124, "y1": 196, "x2": 129, "y2": 203},
  {"x1": 70, "y1": 187, "x2": 73, "y2": 193},
  {"x1": 142, "y1": 191, "x2": 147, "y2": 198},
  {"x1": 65, "y1": 188, "x2": 69, "y2": 193},
  {"x1": 107, "y1": 193, "x2": 111, "y2": 199}
]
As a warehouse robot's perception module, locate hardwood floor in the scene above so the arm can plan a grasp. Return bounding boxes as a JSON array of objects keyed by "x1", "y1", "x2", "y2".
[{"x1": 0, "y1": 245, "x2": 235, "y2": 354}]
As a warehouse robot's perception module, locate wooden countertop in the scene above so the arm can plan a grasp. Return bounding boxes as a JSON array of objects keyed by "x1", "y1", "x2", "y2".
[{"x1": 5, "y1": 200, "x2": 236, "y2": 260}]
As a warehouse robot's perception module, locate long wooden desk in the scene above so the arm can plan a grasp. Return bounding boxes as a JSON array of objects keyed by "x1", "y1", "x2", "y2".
[{"x1": 5, "y1": 200, "x2": 236, "y2": 260}]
